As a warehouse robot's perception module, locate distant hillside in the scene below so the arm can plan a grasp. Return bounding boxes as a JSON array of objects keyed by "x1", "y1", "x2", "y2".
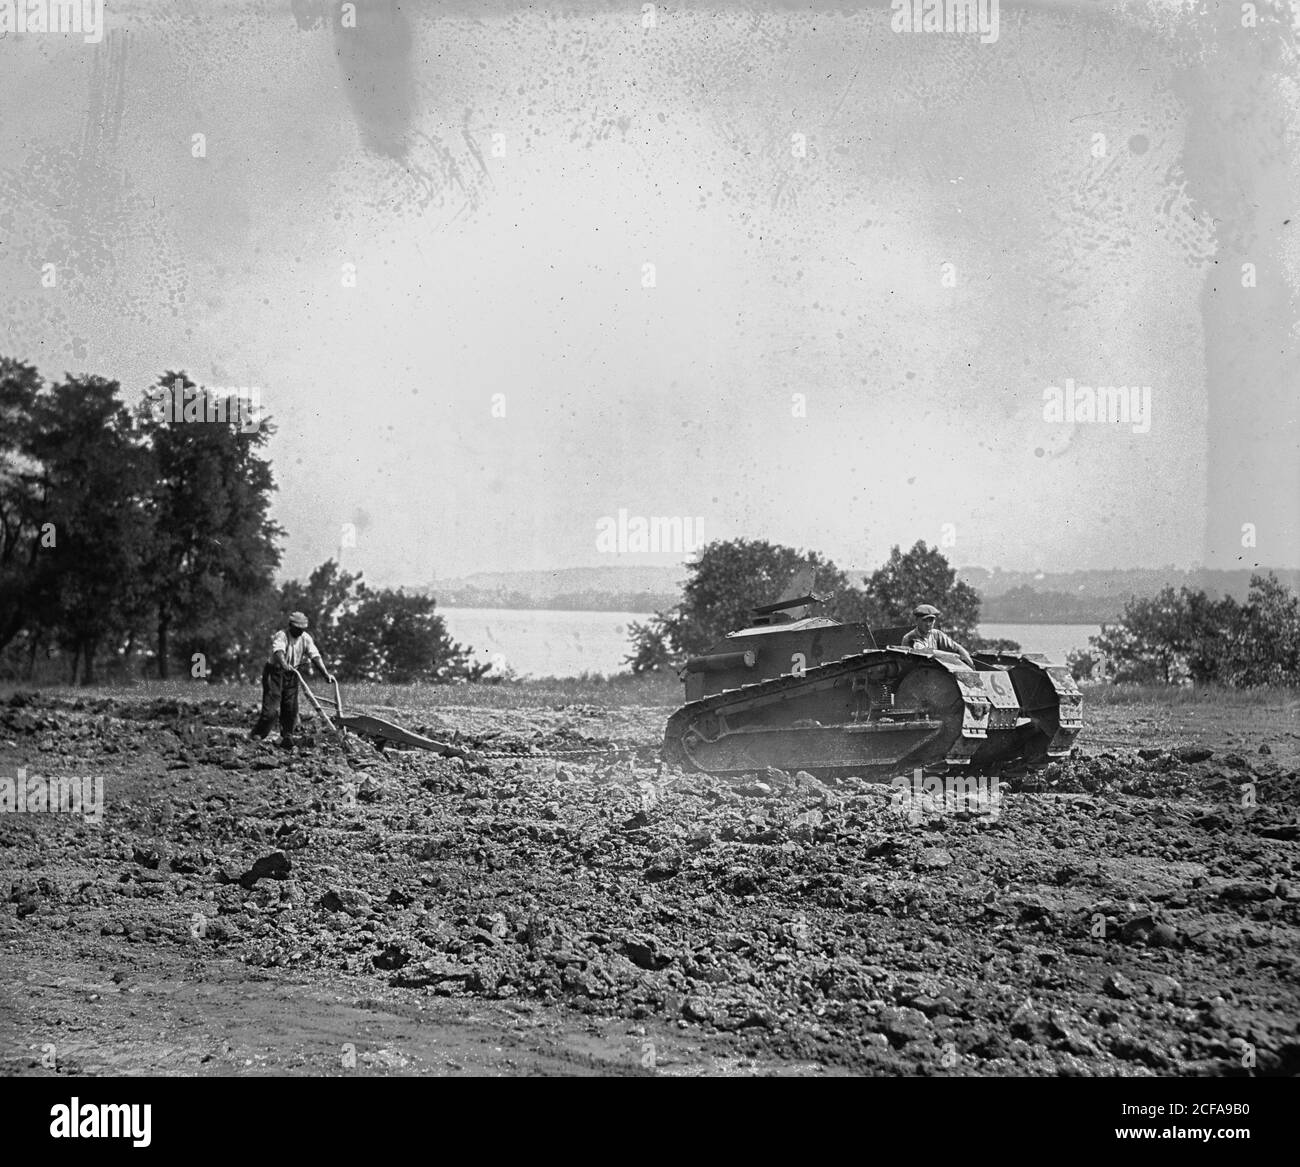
[
  {"x1": 957, "y1": 566, "x2": 1300, "y2": 598},
  {"x1": 426, "y1": 565, "x2": 685, "y2": 612},
  {"x1": 424, "y1": 564, "x2": 1300, "y2": 619}
]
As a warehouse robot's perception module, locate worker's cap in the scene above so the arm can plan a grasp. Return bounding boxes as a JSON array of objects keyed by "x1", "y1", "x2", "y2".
[
  {"x1": 288, "y1": 611, "x2": 309, "y2": 629},
  {"x1": 912, "y1": 604, "x2": 941, "y2": 618}
]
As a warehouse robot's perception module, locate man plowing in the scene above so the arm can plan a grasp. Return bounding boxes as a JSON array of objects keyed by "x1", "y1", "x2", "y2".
[{"x1": 250, "y1": 611, "x2": 335, "y2": 748}]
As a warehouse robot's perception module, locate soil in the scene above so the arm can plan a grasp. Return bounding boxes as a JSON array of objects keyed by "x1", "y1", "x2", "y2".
[{"x1": 1, "y1": 688, "x2": 1297, "y2": 1076}]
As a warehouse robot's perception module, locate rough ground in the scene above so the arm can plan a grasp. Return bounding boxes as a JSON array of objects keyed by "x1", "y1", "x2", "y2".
[{"x1": 1, "y1": 688, "x2": 1297, "y2": 1076}]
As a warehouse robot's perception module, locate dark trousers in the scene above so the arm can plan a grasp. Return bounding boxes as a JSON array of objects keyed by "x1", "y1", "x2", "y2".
[{"x1": 252, "y1": 663, "x2": 299, "y2": 741}]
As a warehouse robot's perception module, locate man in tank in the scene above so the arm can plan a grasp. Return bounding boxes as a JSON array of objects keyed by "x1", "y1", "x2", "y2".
[{"x1": 901, "y1": 603, "x2": 976, "y2": 667}]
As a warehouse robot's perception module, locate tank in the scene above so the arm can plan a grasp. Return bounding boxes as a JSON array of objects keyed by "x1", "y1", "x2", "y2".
[{"x1": 661, "y1": 593, "x2": 1082, "y2": 776}]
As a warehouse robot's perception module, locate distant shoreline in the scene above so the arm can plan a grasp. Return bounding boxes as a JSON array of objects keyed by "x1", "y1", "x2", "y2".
[
  {"x1": 435, "y1": 601, "x2": 1103, "y2": 627},
  {"x1": 980, "y1": 620, "x2": 1103, "y2": 628},
  {"x1": 438, "y1": 603, "x2": 652, "y2": 614},
  {"x1": 423, "y1": 566, "x2": 1300, "y2": 625}
]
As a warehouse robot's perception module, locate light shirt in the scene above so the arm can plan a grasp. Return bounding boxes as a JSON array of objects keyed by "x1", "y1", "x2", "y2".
[
  {"x1": 902, "y1": 627, "x2": 966, "y2": 656},
  {"x1": 269, "y1": 629, "x2": 322, "y2": 669}
]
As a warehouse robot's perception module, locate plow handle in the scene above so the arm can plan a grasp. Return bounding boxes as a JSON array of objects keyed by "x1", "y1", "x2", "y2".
[{"x1": 291, "y1": 668, "x2": 344, "y2": 731}]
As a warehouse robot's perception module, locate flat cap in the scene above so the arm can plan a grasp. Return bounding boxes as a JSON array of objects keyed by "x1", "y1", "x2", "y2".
[
  {"x1": 912, "y1": 603, "x2": 941, "y2": 618},
  {"x1": 288, "y1": 611, "x2": 309, "y2": 629}
]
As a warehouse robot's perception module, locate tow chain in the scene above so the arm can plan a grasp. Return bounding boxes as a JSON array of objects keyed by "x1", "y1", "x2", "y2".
[
  {"x1": 449, "y1": 743, "x2": 661, "y2": 765},
  {"x1": 330, "y1": 731, "x2": 663, "y2": 766}
]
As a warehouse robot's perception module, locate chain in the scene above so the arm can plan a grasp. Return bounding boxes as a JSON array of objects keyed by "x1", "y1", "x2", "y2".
[{"x1": 467, "y1": 744, "x2": 661, "y2": 763}]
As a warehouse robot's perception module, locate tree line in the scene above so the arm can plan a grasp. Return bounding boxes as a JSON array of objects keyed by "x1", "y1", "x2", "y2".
[
  {"x1": 6, "y1": 355, "x2": 1296, "y2": 689},
  {"x1": 627, "y1": 538, "x2": 1300, "y2": 690},
  {"x1": 1069, "y1": 577, "x2": 1300, "y2": 686},
  {"x1": 0, "y1": 358, "x2": 486, "y2": 684},
  {"x1": 625, "y1": 537, "x2": 1018, "y2": 672}
]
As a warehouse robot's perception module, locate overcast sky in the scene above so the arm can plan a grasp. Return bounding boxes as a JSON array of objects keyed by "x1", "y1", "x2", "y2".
[{"x1": 1, "y1": 1, "x2": 1296, "y2": 586}]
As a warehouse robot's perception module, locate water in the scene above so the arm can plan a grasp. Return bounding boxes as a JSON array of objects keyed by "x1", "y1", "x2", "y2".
[
  {"x1": 979, "y1": 623, "x2": 1100, "y2": 663},
  {"x1": 439, "y1": 608, "x2": 1102, "y2": 678},
  {"x1": 439, "y1": 607, "x2": 651, "y2": 678}
]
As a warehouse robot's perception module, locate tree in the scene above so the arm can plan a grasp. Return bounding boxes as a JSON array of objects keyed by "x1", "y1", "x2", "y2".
[
  {"x1": 859, "y1": 541, "x2": 981, "y2": 643},
  {"x1": 277, "y1": 559, "x2": 363, "y2": 645},
  {"x1": 334, "y1": 587, "x2": 490, "y2": 683},
  {"x1": 213, "y1": 585, "x2": 282, "y2": 682},
  {"x1": 1179, "y1": 589, "x2": 1241, "y2": 684},
  {"x1": 1085, "y1": 579, "x2": 1300, "y2": 688},
  {"x1": 1066, "y1": 646, "x2": 1106, "y2": 682},
  {"x1": 624, "y1": 612, "x2": 679, "y2": 675},
  {"x1": 625, "y1": 537, "x2": 1002, "y2": 673},
  {"x1": 271, "y1": 560, "x2": 490, "y2": 683},
  {"x1": 137, "y1": 371, "x2": 283, "y2": 679},
  {"x1": 1215, "y1": 574, "x2": 1300, "y2": 687},
  {"x1": 1092, "y1": 588, "x2": 1189, "y2": 683},
  {"x1": 24, "y1": 375, "x2": 155, "y2": 684},
  {"x1": 0, "y1": 358, "x2": 50, "y2": 662},
  {"x1": 625, "y1": 538, "x2": 866, "y2": 672}
]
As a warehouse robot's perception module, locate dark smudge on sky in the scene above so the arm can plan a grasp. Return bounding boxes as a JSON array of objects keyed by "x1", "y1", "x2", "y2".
[{"x1": 332, "y1": 0, "x2": 417, "y2": 159}]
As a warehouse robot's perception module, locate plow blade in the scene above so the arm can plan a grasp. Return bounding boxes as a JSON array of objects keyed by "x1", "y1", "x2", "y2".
[
  {"x1": 336, "y1": 712, "x2": 475, "y2": 759},
  {"x1": 291, "y1": 671, "x2": 476, "y2": 761}
]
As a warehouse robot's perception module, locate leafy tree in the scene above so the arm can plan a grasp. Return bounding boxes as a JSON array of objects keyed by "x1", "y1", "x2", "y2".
[
  {"x1": 626, "y1": 538, "x2": 866, "y2": 672},
  {"x1": 859, "y1": 541, "x2": 981, "y2": 643},
  {"x1": 1066, "y1": 646, "x2": 1106, "y2": 682},
  {"x1": 1092, "y1": 586, "x2": 1228, "y2": 684},
  {"x1": 626, "y1": 538, "x2": 1000, "y2": 673},
  {"x1": 276, "y1": 559, "x2": 363, "y2": 644},
  {"x1": 1092, "y1": 589, "x2": 1187, "y2": 683},
  {"x1": 1087, "y1": 577, "x2": 1299, "y2": 688},
  {"x1": 1215, "y1": 574, "x2": 1300, "y2": 687},
  {"x1": 136, "y1": 371, "x2": 283, "y2": 679},
  {"x1": 1178, "y1": 589, "x2": 1242, "y2": 684},
  {"x1": 0, "y1": 358, "x2": 50, "y2": 661},
  {"x1": 334, "y1": 587, "x2": 489, "y2": 683},
  {"x1": 269, "y1": 560, "x2": 489, "y2": 683},
  {"x1": 24, "y1": 375, "x2": 155, "y2": 683},
  {"x1": 624, "y1": 612, "x2": 679, "y2": 674},
  {"x1": 212, "y1": 586, "x2": 282, "y2": 682}
]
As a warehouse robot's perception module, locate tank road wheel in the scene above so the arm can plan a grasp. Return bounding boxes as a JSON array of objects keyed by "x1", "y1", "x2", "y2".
[{"x1": 890, "y1": 664, "x2": 967, "y2": 766}]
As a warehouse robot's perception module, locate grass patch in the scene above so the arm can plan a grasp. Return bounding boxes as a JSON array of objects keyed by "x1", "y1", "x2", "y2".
[{"x1": 1079, "y1": 681, "x2": 1300, "y2": 712}]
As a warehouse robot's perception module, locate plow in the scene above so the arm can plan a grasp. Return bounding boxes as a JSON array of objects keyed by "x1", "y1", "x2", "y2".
[{"x1": 290, "y1": 669, "x2": 477, "y2": 760}]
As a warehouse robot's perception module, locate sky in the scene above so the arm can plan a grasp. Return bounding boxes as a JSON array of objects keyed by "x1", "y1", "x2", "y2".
[{"x1": 1, "y1": 0, "x2": 1296, "y2": 586}]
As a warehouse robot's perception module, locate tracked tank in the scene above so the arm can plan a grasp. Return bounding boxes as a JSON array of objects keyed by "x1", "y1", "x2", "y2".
[{"x1": 661, "y1": 593, "x2": 1082, "y2": 776}]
